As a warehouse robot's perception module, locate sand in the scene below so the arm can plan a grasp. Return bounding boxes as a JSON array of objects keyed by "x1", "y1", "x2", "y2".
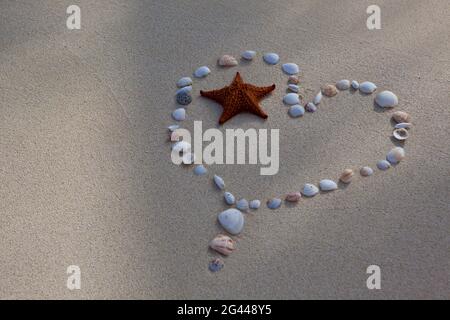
[{"x1": 0, "y1": 0, "x2": 449, "y2": 299}]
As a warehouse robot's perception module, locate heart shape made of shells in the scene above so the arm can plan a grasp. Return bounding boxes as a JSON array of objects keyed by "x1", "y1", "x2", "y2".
[{"x1": 168, "y1": 51, "x2": 412, "y2": 272}]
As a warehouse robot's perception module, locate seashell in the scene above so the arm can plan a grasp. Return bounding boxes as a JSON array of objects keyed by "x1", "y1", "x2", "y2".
[
  {"x1": 249, "y1": 200, "x2": 261, "y2": 209},
  {"x1": 282, "y1": 63, "x2": 299, "y2": 75},
  {"x1": 351, "y1": 80, "x2": 359, "y2": 90},
  {"x1": 193, "y1": 164, "x2": 207, "y2": 176},
  {"x1": 170, "y1": 131, "x2": 180, "y2": 141},
  {"x1": 213, "y1": 175, "x2": 225, "y2": 190},
  {"x1": 209, "y1": 258, "x2": 224, "y2": 272},
  {"x1": 172, "y1": 140, "x2": 191, "y2": 153},
  {"x1": 167, "y1": 124, "x2": 180, "y2": 132},
  {"x1": 176, "y1": 77, "x2": 193, "y2": 88},
  {"x1": 288, "y1": 75, "x2": 299, "y2": 84},
  {"x1": 302, "y1": 183, "x2": 319, "y2": 197},
  {"x1": 218, "y1": 54, "x2": 238, "y2": 67},
  {"x1": 176, "y1": 91, "x2": 192, "y2": 105},
  {"x1": 392, "y1": 111, "x2": 411, "y2": 123},
  {"x1": 176, "y1": 86, "x2": 192, "y2": 95},
  {"x1": 375, "y1": 90, "x2": 398, "y2": 108},
  {"x1": 386, "y1": 147, "x2": 405, "y2": 164},
  {"x1": 322, "y1": 84, "x2": 338, "y2": 97},
  {"x1": 288, "y1": 104, "x2": 305, "y2": 118},
  {"x1": 285, "y1": 192, "x2": 301, "y2": 202},
  {"x1": 305, "y1": 102, "x2": 317, "y2": 112},
  {"x1": 263, "y1": 52, "x2": 280, "y2": 65},
  {"x1": 336, "y1": 79, "x2": 351, "y2": 90},
  {"x1": 313, "y1": 91, "x2": 322, "y2": 105},
  {"x1": 182, "y1": 152, "x2": 196, "y2": 164},
  {"x1": 288, "y1": 84, "x2": 299, "y2": 92},
  {"x1": 359, "y1": 81, "x2": 377, "y2": 94},
  {"x1": 376, "y1": 160, "x2": 391, "y2": 170},
  {"x1": 194, "y1": 66, "x2": 211, "y2": 78},
  {"x1": 241, "y1": 50, "x2": 256, "y2": 60},
  {"x1": 339, "y1": 169, "x2": 354, "y2": 183},
  {"x1": 236, "y1": 198, "x2": 249, "y2": 212},
  {"x1": 267, "y1": 198, "x2": 282, "y2": 209},
  {"x1": 209, "y1": 234, "x2": 236, "y2": 256},
  {"x1": 394, "y1": 122, "x2": 412, "y2": 129},
  {"x1": 393, "y1": 128, "x2": 409, "y2": 141},
  {"x1": 283, "y1": 93, "x2": 300, "y2": 105},
  {"x1": 360, "y1": 166, "x2": 374, "y2": 176},
  {"x1": 319, "y1": 179, "x2": 338, "y2": 191},
  {"x1": 218, "y1": 208, "x2": 244, "y2": 235},
  {"x1": 224, "y1": 192, "x2": 235, "y2": 205},
  {"x1": 172, "y1": 108, "x2": 186, "y2": 121}
]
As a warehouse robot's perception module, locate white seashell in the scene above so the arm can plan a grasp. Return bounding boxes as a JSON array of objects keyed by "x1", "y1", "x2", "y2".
[
  {"x1": 167, "y1": 124, "x2": 180, "y2": 132},
  {"x1": 209, "y1": 234, "x2": 236, "y2": 256},
  {"x1": 224, "y1": 192, "x2": 235, "y2": 205},
  {"x1": 313, "y1": 91, "x2": 322, "y2": 105},
  {"x1": 377, "y1": 160, "x2": 391, "y2": 170},
  {"x1": 176, "y1": 77, "x2": 193, "y2": 88},
  {"x1": 172, "y1": 108, "x2": 186, "y2": 121},
  {"x1": 288, "y1": 75, "x2": 299, "y2": 84},
  {"x1": 172, "y1": 141, "x2": 191, "y2": 153},
  {"x1": 351, "y1": 80, "x2": 359, "y2": 89},
  {"x1": 241, "y1": 50, "x2": 256, "y2": 60},
  {"x1": 319, "y1": 179, "x2": 338, "y2": 191},
  {"x1": 392, "y1": 111, "x2": 411, "y2": 123},
  {"x1": 218, "y1": 208, "x2": 244, "y2": 235},
  {"x1": 336, "y1": 79, "x2": 350, "y2": 90},
  {"x1": 285, "y1": 192, "x2": 302, "y2": 202},
  {"x1": 302, "y1": 183, "x2": 319, "y2": 197},
  {"x1": 393, "y1": 128, "x2": 409, "y2": 141},
  {"x1": 213, "y1": 175, "x2": 225, "y2": 190},
  {"x1": 236, "y1": 198, "x2": 249, "y2": 212},
  {"x1": 375, "y1": 90, "x2": 398, "y2": 108},
  {"x1": 340, "y1": 169, "x2": 354, "y2": 183},
  {"x1": 282, "y1": 63, "x2": 299, "y2": 75},
  {"x1": 359, "y1": 81, "x2": 377, "y2": 94},
  {"x1": 263, "y1": 52, "x2": 280, "y2": 65},
  {"x1": 283, "y1": 93, "x2": 300, "y2": 105},
  {"x1": 288, "y1": 84, "x2": 299, "y2": 92},
  {"x1": 288, "y1": 105, "x2": 305, "y2": 118},
  {"x1": 386, "y1": 147, "x2": 405, "y2": 164},
  {"x1": 322, "y1": 84, "x2": 338, "y2": 97},
  {"x1": 394, "y1": 122, "x2": 412, "y2": 129},
  {"x1": 218, "y1": 55, "x2": 238, "y2": 67},
  {"x1": 194, "y1": 66, "x2": 211, "y2": 78},
  {"x1": 249, "y1": 199, "x2": 261, "y2": 209},
  {"x1": 360, "y1": 166, "x2": 374, "y2": 176}
]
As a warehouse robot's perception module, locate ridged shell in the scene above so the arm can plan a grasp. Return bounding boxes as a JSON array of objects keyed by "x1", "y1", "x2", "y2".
[
  {"x1": 393, "y1": 128, "x2": 409, "y2": 141},
  {"x1": 392, "y1": 111, "x2": 411, "y2": 123},
  {"x1": 285, "y1": 192, "x2": 302, "y2": 202},
  {"x1": 322, "y1": 84, "x2": 338, "y2": 97},
  {"x1": 209, "y1": 234, "x2": 236, "y2": 256},
  {"x1": 302, "y1": 183, "x2": 319, "y2": 197},
  {"x1": 340, "y1": 169, "x2": 354, "y2": 183},
  {"x1": 218, "y1": 55, "x2": 238, "y2": 67}
]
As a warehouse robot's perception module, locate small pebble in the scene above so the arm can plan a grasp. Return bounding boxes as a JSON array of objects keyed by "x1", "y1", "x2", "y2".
[
  {"x1": 336, "y1": 79, "x2": 350, "y2": 90},
  {"x1": 322, "y1": 84, "x2": 338, "y2": 97},
  {"x1": 249, "y1": 200, "x2": 261, "y2": 209},
  {"x1": 176, "y1": 91, "x2": 192, "y2": 105},
  {"x1": 236, "y1": 199, "x2": 249, "y2": 212},
  {"x1": 319, "y1": 179, "x2": 338, "y2": 191},
  {"x1": 176, "y1": 77, "x2": 193, "y2": 88},
  {"x1": 302, "y1": 183, "x2": 319, "y2": 197},
  {"x1": 172, "y1": 108, "x2": 186, "y2": 121},
  {"x1": 283, "y1": 93, "x2": 300, "y2": 105},
  {"x1": 285, "y1": 192, "x2": 301, "y2": 202},
  {"x1": 263, "y1": 52, "x2": 280, "y2": 65},
  {"x1": 194, "y1": 165, "x2": 207, "y2": 176},
  {"x1": 377, "y1": 160, "x2": 391, "y2": 170},
  {"x1": 375, "y1": 90, "x2": 398, "y2": 108},
  {"x1": 305, "y1": 102, "x2": 317, "y2": 112},
  {"x1": 351, "y1": 80, "x2": 359, "y2": 89},
  {"x1": 288, "y1": 104, "x2": 305, "y2": 118},
  {"x1": 288, "y1": 75, "x2": 299, "y2": 84},
  {"x1": 213, "y1": 175, "x2": 225, "y2": 190},
  {"x1": 386, "y1": 147, "x2": 405, "y2": 164},
  {"x1": 359, "y1": 81, "x2": 377, "y2": 94},
  {"x1": 392, "y1": 111, "x2": 411, "y2": 123},
  {"x1": 218, "y1": 208, "x2": 244, "y2": 235},
  {"x1": 267, "y1": 198, "x2": 282, "y2": 209},
  {"x1": 209, "y1": 258, "x2": 224, "y2": 272},
  {"x1": 224, "y1": 192, "x2": 235, "y2": 205},
  {"x1": 288, "y1": 84, "x2": 299, "y2": 92},
  {"x1": 176, "y1": 86, "x2": 192, "y2": 95},
  {"x1": 360, "y1": 166, "x2": 374, "y2": 176},
  {"x1": 241, "y1": 50, "x2": 256, "y2": 60},
  {"x1": 282, "y1": 63, "x2": 299, "y2": 75},
  {"x1": 194, "y1": 66, "x2": 211, "y2": 78}
]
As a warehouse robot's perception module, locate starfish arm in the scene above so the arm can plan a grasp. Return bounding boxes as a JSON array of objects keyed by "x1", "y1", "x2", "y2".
[
  {"x1": 200, "y1": 87, "x2": 228, "y2": 104},
  {"x1": 243, "y1": 96, "x2": 269, "y2": 120},
  {"x1": 243, "y1": 83, "x2": 276, "y2": 99},
  {"x1": 218, "y1": 101, "x2": 240, "y2": 124}
]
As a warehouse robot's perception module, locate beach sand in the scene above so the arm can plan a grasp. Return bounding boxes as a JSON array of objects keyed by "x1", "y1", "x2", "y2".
[{"x1": 0, "y1": 0, "x2": 449, "y2": 299}]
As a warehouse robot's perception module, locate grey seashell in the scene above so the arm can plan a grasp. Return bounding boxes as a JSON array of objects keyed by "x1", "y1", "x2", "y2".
[
  {"x1": 167, "y1": 124, "x2": 180, "y2": 132},
  {"x1": 172, "y1": 140, "x2": 191, "y2": 153},
  {"x1": 241, "y1": 50, "x2": 256, "y2": 60},
  {"x1": 176, "y1": 86, "x2": 192, "y2": 95},
  {"x1": 375, "y1": 90, "x2": 398, "y2": 108},
  {"x1": 176, "y1": 91, "x2": 192, "y2": 105},
  {"x1": 209, "y1": 234, "x2": 236, "y2": 256},
  {"x1": 218, "y1": 54, "x2": 238, "y2": 67},
  {"x1": 319, "y1": 179, "x2": 338, "y2": 191},
  {"x1": 172, "y1": 108, "x2": 186, "y2": 121},
  {"x1": 285, "y1": 192, "x2": 301, "y2": 202},
  {"x1": 194, "y1": 164, "x2": 207, "y2": 176},
  {"x1": 336, "y1": 79, "x2": 351, "y2": 90},
  {"x1": 340, "y1": 169, "x2": 354, "y2": 183},
  {"x1": 224, "y1": 192, "x2": 235, "y2": 205},
  {"x1": 360, "y1": 166, "x2": 374, "y2": 176},
  {"x1": 236, "y1": 198, "x2": 249, "y2": 212},
  {"x1": 392, "y1": 111, "x2": 411, "y2": 123},
  {"x1": 377, "y1": 160, "x2": 391, "y2": 170},
  {"x1": 394, "y1": 122, "x2": 412, "y2": 129},
  {"x1": 263, "y1": 52, "x2": 280, "y2": 65},
  {"x1": 393, "y1": 128, "x2": 409, "y2": 141},
  {"x1": 359, "y1": 81, "x2": 377, "y2": 94},
  {"x1": 288, "y1": 75, "x2": 299, "y2": 84},
  {"x1": 213, "y1": 175, "x2": 225, "y2": 190},
  {"x1": 282, "y1": 63, "x2": 299, "y2": 75},
  {"x1": 209, "y1": 258, "x2": 224, "y2": 272},
  {"x1": 283, "y1": 93, "x2": 300, "y2": 105},
  {"x1": 194, "y1": 66, "x2": 211, "y2": 78},
  {"x1": 351, "y1": 80, "x2": 359, "y2": 89},
  {"x1": 305, "y1": 102, "x2": 317, "y2": 112},
  {"x1": 288, "y1": 84, "x2": 299, "y2": 92},
  {"x1": 386, "y1": 147, "x2": 405, "y2": 164},
  {"x1": 176, "y1": 77, "x2": 193, "y2": 88},
  {"x1": 218, "y1": 208, "x2": 244, "y2": 235},
  {"x1": 302, "y1": 183, "x2": 319, "y2": 197},
  {"x1": 288, "y1": 104, "x2": 305, "y2": 118},
  {"x1": 249, "y1": 199, "x2": 261, "y2": 209},
  {"x1": 313, "y1": 91, "x2": 322, "y2": 105},
  {"x1": 267, "y1": 198, "x2": 282, "y2": 209}
]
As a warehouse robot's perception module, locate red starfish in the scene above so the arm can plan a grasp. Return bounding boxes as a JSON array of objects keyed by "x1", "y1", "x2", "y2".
[{"x1": 200, "y1": 72, "x2": 276, "y2": 124}]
